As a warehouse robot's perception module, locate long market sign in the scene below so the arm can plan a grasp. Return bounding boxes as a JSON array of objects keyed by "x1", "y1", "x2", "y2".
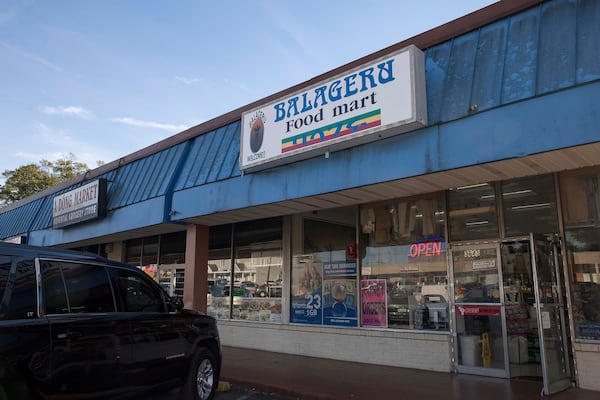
[
  {"x1": 52, "y1": 179, "x2": 107, "y2": 228},
  {"x1": 240, "y1": 45, "x2": 427, "y2": 172}
]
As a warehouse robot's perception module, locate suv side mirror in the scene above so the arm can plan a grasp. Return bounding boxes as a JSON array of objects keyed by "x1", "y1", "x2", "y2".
[{"x1": 168, "y1": 296, "x2": 184, "y2": 312}]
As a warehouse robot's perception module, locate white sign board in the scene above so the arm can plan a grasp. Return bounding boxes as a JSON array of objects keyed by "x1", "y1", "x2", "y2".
[
  {"x1": 240, "y1": 45, "x2": 427, "y2": 172},
  {"x1": 52, "y1": 179, "x2": 107, "y2": 228},
  {"x1": 473, "y1": 259, "x2": 496, "y2": 270}
]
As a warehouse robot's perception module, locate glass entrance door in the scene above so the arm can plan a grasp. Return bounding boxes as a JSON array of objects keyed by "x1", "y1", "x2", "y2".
[
  {"x1": 452, "y1": 243, "x2": 508, "y2": 378},
  {"x1": 452, "y1": 237, "x2": 572, "y2": 389},
  {"x1": 501, "y1": 240, "x2": 542, "y2": 380},
  {"x1": 500, "y1": 235, "x2": 572, "y2": 393},
  {"x1": 529, "y1": 234, "x2": 571, "y2": 395}
]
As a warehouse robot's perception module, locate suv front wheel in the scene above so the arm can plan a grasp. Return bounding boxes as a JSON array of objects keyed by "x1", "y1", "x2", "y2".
[{"x1": 184, "y1": 348, "x2": 217, "y2": 400}]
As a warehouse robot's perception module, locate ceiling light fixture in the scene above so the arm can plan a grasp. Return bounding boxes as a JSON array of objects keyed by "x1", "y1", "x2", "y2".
[
  {"x1": 511, "y1": 202, "x2": 551, "y2": 210},
  {"x1": 454, "y1": 183, "x2": 489, "y2": 191},
  {"x1": 465, "y1": 220, "x2": 489, "y2": 226}
]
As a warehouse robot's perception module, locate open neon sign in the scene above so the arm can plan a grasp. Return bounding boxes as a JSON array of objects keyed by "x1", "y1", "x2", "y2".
[{"x1": 408, "y1": 237, "x2": 446, "y2": 258}]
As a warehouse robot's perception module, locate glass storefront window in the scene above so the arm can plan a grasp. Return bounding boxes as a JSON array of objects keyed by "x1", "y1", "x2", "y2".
[
  {"x1": 141, "y1": 235, "x2": 159, "y2": 267},
  {"x1": 207, "y1": 225, "x2": 233, "y2": 320},
  {"x1": 125, "y1": 238, "x2": 143, "y2": 265},
  {"x1": 502, "y1": 174, "x2": 558, "y2": 237},
  {"x1": 452, "y1": 246, "x2": 500, "y2": 304},
  {"x1": 125, "y1": 233, "x2": 186, "y2": 290},
  {"x1": 157, "y1": 268, "x2": 185, "y2": 298},
  {"x1": 125, "y1": 236, "x2": 160, "y2": 280},
  {"x1": 561, "y1": 169, "x2": 600, "y2": 340},
  {"x1": 232, "y1": 218, "x2": 283, "y2": 322},
  {"x1": 207, "y1": 218, "x2": 283, "y2": 322},
  {"x1": 291, "y1": 207, "x2": 358, "y2": 327},
  {"x1": 155, "y1": 231, "x2": 187, "y2": 298},
  {"x1": 360, "y1": 195, "x2": 449, "y2": 330},
  {"x1": 159, "y1": 231, "x2": 186, "y2": 264},
  {"x1": 448, "y1": 183, "x2": 498, "y2": 241}
]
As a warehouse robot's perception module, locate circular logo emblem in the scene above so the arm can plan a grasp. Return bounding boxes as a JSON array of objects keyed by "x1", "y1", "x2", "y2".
[{"x1": 250, "y1": 118, "x2": 264, "y2": 153}]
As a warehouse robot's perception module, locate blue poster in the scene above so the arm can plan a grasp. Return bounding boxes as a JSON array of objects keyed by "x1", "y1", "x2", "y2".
[
  {"x1": 291, "y1": 286, "x2": 323, "y2": 324},
  {"x1": 291, "y1": 263, "x2": 323, "y2": 324},
  {"x1": 322, "y1": 261, "x2": 358, "y2": 327},
  {"x1": 322, "y1": 278, "x2": 358, "y2": 327}
]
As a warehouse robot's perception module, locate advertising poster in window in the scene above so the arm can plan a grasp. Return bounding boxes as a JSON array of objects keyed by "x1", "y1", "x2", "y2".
[
  {"x1": 360, "y1": 279, "x2": 387, "y2": 327},
  {"x1": 234, "y1": 298, "x2": 282, "y2": 322},
  {"x1": 291, "y1": 262, "x2": 323, "y2": 324},
  {"x1": 323, "y1": 261, "x2": 358, "y2": 327},
  {"x1": 140, "y1": 265, "x2": 157, "y2": 280}
]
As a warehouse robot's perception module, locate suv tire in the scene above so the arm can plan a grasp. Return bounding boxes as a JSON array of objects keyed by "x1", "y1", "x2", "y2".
[{"x1": 184, "y1": 348, "x2": 217, "y2": 400}]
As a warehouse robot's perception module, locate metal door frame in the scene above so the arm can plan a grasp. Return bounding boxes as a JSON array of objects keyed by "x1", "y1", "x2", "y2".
[
  {"x1": 450, "y1": 236, "x2": 573, "y2": 389},
  {"x1": 529, "y1": 233, "x2": 572, "y2": 395},
  {"x1": 450, "y1": 241, "x2": 510, "y2": 378}
]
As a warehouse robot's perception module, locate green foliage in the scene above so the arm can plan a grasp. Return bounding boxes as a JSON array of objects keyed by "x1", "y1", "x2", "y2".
[{"x1": 0, "y1": 153, "x2": 92, "y2": 206}]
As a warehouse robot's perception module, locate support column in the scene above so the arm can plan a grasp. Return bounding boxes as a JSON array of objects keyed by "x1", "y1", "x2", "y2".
[{"x1": 184, "y1": 224, "x2": 209, "y2": 312}]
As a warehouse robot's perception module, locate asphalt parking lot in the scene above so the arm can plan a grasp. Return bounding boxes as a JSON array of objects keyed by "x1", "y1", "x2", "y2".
[
  {"x1": 214, "y1": 384, "x2": 297, "y2": 400},
  {"x1": 144, "y1": 383, "x2": 297, "y2": 400}
]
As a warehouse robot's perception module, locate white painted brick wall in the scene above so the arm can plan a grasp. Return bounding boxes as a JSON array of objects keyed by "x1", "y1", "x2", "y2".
[
  {"x1": 574, "y1": 343, "x2": 600, "y2": 391},
  {"x1": 218, "y1": 321, "x2": 452, "y2": 372}
]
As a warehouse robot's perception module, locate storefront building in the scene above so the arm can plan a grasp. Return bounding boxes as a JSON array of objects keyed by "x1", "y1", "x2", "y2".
[{"x1": 1, "y1": 0, "x2": 599, "y2": 395}]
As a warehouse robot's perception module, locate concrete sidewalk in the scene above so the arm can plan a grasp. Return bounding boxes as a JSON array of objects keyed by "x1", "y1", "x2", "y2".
[{"x1": 220, "y1": 346, "x2": 598, "y2": 400}]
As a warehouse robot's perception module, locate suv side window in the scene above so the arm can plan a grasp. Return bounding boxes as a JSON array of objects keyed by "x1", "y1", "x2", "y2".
[
  {"x1": 41, "y1": 261, "x2": 116, "y2": 314},
  {"x1": 113, "y1": 269, "x2": 165, "y2": 312},
  {"x1": 0, "y1": 256, "x2": 36, "y2": 319}
]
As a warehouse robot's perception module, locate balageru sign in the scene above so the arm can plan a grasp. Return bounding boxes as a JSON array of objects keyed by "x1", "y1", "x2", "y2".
[{"x1": 240, "y1": 45, "x2": 427, "y2": 171}]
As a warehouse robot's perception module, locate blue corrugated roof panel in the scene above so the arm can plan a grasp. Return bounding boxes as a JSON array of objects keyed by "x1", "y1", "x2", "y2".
[
  {"x1": 538, "y1": 0, "x2": 577, "y2": 94},
  {"x1": 424, "y1": 42, "x2": 451, "y2": 124},
  {"x1": 576, "y1": 0, "x2": 600, "y2": 83},
  {"x1": 0, "y1": 197, "x2": 45, "y2": 238},
  {"x1": 174, "y1": 121, "x2": 241, "y2": 190},
  {"x1": 24, "y1": 145, "x2": 186, "y2": 233},
  {"x1": 471, "y1": 20, "x2": 507, "y2": 110},
  {"x1": 208, "y1": 122, "x2": 242, "y2": 183},
  {"x1": 501, "y1": 7, "x2": 539, "y2": 103},
  {"x1": 425, "y1": 0, "x2": 599, "y2": 123},
  {"x1": 108, "y1": 143, "x2": 187, "y2": 208},
  {"x1": 438, "y1": 31, "x2": 479, "y2": 122}
]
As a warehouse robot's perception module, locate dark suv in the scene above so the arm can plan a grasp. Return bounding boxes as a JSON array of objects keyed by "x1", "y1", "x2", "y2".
[{"x1": 0, "y1": 242, "x2": 221, "y2": 400}]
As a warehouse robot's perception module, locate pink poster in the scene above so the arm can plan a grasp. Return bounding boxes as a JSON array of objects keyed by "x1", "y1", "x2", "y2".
[{"x1": 360, "y1": 279, "x2": 388, "y2": 327}]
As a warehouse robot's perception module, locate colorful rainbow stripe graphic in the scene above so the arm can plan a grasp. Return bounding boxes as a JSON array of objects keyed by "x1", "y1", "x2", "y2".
[{"x1": 281, "y1": 109, "x2": 381, "y2": 153}]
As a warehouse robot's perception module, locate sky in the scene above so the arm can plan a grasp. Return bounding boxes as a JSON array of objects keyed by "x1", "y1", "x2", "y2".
[{"x1": 0, "y1": 0, "x2": 498, "y2": 183}]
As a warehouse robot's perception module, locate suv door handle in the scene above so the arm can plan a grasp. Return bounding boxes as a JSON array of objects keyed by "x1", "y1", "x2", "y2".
[{"x1": 57, "y1": 330, "x2": 83, "y2": 340}]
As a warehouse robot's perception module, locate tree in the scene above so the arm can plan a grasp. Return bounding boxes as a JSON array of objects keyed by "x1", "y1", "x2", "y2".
[
  {"x1": 0, "y1": 154, "x2": 95, "y2": 206},
  {"x1": 40, "y1": 153, "x2": 90, "y2": 182}
]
